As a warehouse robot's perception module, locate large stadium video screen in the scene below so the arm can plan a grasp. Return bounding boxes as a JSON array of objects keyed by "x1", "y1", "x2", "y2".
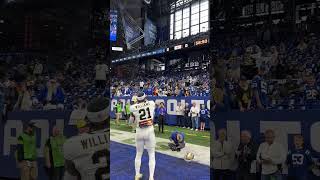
[{"x1": 110, "y1": 10, "x2": 118, "y2": 42}]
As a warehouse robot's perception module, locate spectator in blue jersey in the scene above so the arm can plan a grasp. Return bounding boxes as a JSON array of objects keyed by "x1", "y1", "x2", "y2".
[
  {"x1": 153, "y1": 103, "x2": 160, "y2": 126},
  {"x1": 38, "y1": 79, "x2": 65, "y2": 107},
  {"x1": 158, "y1": 102, "x2": 166, "y2": 133},
  {"x1": 303, "y1": 75, "x2": 320, "y2": 109},
  {"x1": 144, "y1": 84, "x2": 153, "y2": 96},
  {"x1": 224, "y1": 70, "x2": 238, "y2": 109},
  {"x1": 168, "y1": 131, "x2": 185, "y2": 152},
  {"x1": 199, "y1": 104, "x2": 209, "y2": 131},
  {"x1": 122, "y1": 85, "x2": 132, "y2": 96},
  {"x1": 252, "y1": 66, "x2": 268, "y2": 110},
  {"x1": 286, "y1": 135, "x2": 314, "y2": 180}
]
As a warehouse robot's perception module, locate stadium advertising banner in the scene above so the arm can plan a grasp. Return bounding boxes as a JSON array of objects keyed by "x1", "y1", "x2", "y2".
[
  {"x1": 110, "y1": 10, "x2": 118, "y2": 42},
  {"x1": 144, "y1": 18, "x2": 157, "y2": 46},
  {"x1": 0, "y1": 111, "x2": 77, "y2": 179},
  {"x1": 214, "y1": 111, "x2": 320, "y2": 179},
  {"x1": 242, "y1": 1, "x2": 284, "y2": 17},
  {"x1": 111, "y1": 96, "x2": 210, "y2": 126},
  {"x1": 122, "y1": 15, "x2": 141, "y2": 49}
]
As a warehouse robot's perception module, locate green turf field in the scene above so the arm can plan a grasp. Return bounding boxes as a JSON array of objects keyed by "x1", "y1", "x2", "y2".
[{"x1": 110, "y1": 120, "x2": 210, "y2": 147}]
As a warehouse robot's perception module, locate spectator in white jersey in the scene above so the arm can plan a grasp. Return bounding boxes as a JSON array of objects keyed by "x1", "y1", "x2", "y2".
[
  {"x1": 176, "y1": 102, "x2": 184, "y2": 127},
  {"x1": 190, "y1": 102, "x2": 200, "y2": 131},
  {"x1": 212, "y1": 128, "x2": 233, "y2": 180},
  {"x1": 95, "y1": 60, "x2": 108, "y2": 89},
  {"x1": 257, "y1": 129, "x2": 286, "y2": 180}
]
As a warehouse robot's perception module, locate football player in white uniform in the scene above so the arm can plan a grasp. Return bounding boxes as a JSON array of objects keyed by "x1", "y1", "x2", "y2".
[
  {"x1": 63, "y1": 97, "x2": 109, "y2": 180},
  {"x1": 130, "y1": 92, "x2": 156, "y2": 180},
  {"x1": 129, "y1": 95, "x2": 138, "y2": 133}
]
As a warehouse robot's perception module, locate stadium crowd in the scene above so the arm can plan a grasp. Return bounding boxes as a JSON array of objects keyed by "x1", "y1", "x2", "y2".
[
  {"x1": 0, "y1": 48, "x2": 108, "y2": 116},
  {"x1": 212, "y1": 31, "x2": 320, "y2": 111},
  {"x1": 111, "y1": 70, "x2": 210, "y2": 97}
]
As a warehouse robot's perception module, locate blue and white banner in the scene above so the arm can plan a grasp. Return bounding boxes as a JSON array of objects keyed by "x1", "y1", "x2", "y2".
[
  {"x1": 213, "y1": 111, "x2": 320, "y2": 178},
  {"x1": 111, "y1": 96, "x2": 210, "y2": 126},
  {"x1": 144, "y1": 18, "x2": 157, "y2": 46},
  {"x1": 122, "y1": 15, "x2": 141, "y2": 49},
  {"x1": 0, "y1": 111, "x2": 77, "y2": 179},
  {"x1": 110, "y1": 10, "x2": 118, "y2": 42}
]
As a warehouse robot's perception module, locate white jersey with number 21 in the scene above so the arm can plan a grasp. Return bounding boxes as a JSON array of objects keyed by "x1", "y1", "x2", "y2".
[{"x1": 130, "y1": 100, "x2": 155, "y2": 127}]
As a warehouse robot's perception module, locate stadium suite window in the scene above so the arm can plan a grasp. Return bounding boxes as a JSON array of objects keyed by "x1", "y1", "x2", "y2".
[{"x1": 170, "y1": 0, "x2": 209, "y2": 40}]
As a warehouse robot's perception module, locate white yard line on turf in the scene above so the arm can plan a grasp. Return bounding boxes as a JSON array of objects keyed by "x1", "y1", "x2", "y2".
[{"x1": 110, "y1": 128, "x2": 210, "y2": 166}]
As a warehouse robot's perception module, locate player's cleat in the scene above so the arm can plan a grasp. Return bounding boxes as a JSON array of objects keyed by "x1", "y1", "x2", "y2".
[{"x1": 135, "y1": 174, "x2": 143, "y2": 180}]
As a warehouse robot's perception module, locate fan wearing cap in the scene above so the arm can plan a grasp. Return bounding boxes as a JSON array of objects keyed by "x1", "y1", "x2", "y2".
[
  {"x1": 63, "y1": 97, "x2": 109, "y2": 180},
  {"x1": 16, "y1": 122, "x2": 38, "y2": 180},
  {"x1": 129, "y1": 92, "x2": 156, "y2": 180}
]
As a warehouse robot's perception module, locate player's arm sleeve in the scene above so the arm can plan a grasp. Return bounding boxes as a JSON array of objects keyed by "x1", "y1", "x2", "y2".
[
  {"x1": 149, "y1": 101, "x2": 155, "y2": 107},
  {"x1": 129, "y1": 105, "x2": 134, "y2": 114},
  {"x1": 16, "y1": 136, "x2": 24, "y2": 162},
  {"x1": 63, "y1": 171, "x2": 79, "y2": 180},
  {"x1": 63, "y1": 140, "x2": 74, "y2": 161},
  {"x1": 65, "y1": 159, "x2": 81, "y2": 178}
]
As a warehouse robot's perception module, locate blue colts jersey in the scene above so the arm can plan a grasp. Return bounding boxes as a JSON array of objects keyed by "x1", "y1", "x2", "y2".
[
  {"x1": 200, "y1": 108, "x2": 209, "y2": 118},
  {"x1": 304, "y1": 85, "x2": 319, "y2": 103},
  {"x1": 252, "y1": 75, "x2": 268, "y2": 107},
  {"x1": 287, "y1": 148, "x2": 313, "y2": 177},
  {"x1": 170, "y1": 131, "x2": 185, "y2": 145}
]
